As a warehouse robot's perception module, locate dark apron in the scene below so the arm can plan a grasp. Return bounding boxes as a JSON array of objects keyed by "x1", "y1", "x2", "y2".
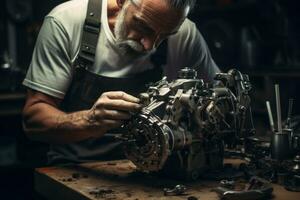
[
  {"x1": 47, "y1": 65, "x2": 163, "y2": 165},
  {"x1": 47, "y1": 0, "x2": 167, "y2": 165}
]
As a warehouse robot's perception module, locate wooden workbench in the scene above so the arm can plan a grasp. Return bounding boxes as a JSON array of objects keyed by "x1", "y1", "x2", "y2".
[{"x1": 35, "y1": 160, "x2": 300, "y2": 200}]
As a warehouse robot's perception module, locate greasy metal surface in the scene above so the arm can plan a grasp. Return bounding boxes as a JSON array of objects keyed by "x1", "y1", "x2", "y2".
[
  {"x1": 35, "y1": 159, "x2": 300, "y2": 200},
  {"x1": 122, "y1": 68, "x2": 253, "y2": 178}
]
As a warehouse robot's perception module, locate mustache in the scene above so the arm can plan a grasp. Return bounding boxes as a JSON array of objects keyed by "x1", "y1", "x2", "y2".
[{"x1": 117, "y1": 39, "x2": 145, "y2": 52}]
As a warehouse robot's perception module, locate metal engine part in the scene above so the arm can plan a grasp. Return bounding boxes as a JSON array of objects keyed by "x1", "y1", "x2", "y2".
[{"x1": 122, "y1": 68, "x2": 253, "y2": 180}]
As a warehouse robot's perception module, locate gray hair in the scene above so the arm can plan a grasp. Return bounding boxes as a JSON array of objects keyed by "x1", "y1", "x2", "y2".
[
  {"x1": 130, "y1": 0, "x2": 196, "y2": 11},
  {"x1": 165, "y1": 0, "x2": 196, "y2": 10}
]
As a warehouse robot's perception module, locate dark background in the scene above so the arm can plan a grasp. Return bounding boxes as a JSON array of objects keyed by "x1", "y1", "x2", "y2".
[{"x1": 0, "y1": 0, "x2": 299, "y2": 199}]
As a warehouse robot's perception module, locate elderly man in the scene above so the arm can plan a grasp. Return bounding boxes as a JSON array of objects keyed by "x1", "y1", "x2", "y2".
[{"x1": 22, "y1": 0, "x2": 220, "y2": 165}]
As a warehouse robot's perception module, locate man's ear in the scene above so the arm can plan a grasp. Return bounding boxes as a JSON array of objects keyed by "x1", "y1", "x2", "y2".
[{"x1": 116, "y1": 0, "x2": 127, "y2": 8}]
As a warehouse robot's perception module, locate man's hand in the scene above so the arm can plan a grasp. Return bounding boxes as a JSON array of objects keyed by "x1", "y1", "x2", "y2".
[
  {"x1": 87, "y1": 91, "x2": 142, "y2": 135},
  {"x1": 23, "y1": 89, "x2": 141, "y2": 144}
]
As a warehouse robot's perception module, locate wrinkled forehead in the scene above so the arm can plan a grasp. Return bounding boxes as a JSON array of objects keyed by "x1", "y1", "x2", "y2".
[
  {"x1": 130, "y1": 0, "x2": 190, "y2": 12},
  {"x1": 130, "y1": 0, "x2": 188, "y2": 33}
]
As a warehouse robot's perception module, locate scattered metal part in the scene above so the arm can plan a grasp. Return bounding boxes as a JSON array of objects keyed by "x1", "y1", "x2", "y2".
[
  {"x1": 213, "y1": 176, "x2": 273, "y2": 200},
  {"x1": 163, "y1": 184, "x2": 187, "y2": 196},
  {"x1": 89, "y1": 188, "x2": 114, "y2": 198},
  {"x1": 220, "y1": 180, "x2": 235, "y2": 189},
  {"x1": 61, "y1": 178, "x2": 74, "y2": 182},
  {"x1": 71, "y1": 173, "x2": 88, "y2": 179}
]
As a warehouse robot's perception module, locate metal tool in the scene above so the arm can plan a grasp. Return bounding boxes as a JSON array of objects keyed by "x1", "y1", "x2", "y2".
[
  {"x1": 220, "y1": 180, "x2": 235, "y2": 189},
  {"x1": 213, "y1": 176, "x2": 273, "y2": 200},
  {"x1": 285, "y1": 98, "x2": 294, "y2": 129},
  {"x1": 275, "y1": 84, "x2": 282, "y2": 134},
  {"x1": 270, "y1": 84, "x2": 292, "y2": 160},
  {"x1": 266, "y1": 101, "x2": 275, "y2": 132},
  {"x1": 163, "y1": 184, "x2": 187, "y2": 196}
]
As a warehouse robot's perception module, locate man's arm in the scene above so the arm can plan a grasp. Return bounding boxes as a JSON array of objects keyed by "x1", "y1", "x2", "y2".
[
  {"x1": 22, "y1": 14, "x2": 142, "y2": 144},
  {"x1": 23, "y1": 89, "x2": 141, "y2": 144}
]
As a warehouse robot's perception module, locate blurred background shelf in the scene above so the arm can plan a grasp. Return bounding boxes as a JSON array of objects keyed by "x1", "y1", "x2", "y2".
[{"x1": 0, "y1": 92, "x2": 26, "y2": 117}]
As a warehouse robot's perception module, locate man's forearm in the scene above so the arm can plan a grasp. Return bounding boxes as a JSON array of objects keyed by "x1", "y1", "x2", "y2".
[{"x1": 23, "y1": 103, "x2": 101, "y2": 144}]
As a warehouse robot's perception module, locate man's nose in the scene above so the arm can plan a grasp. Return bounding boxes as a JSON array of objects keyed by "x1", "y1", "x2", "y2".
[{"x1": 140, "y1": 36, "x2": 159, "y2": 51}]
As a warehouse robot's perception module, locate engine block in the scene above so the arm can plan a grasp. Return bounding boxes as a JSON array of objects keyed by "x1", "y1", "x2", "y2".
[{"x1": 122, "y1": 68, "x2": 253, "y2": 180}]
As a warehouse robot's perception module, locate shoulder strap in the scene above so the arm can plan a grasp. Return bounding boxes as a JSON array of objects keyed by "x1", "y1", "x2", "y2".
[{"x1": 76, "y1": 0, "x2": 102, "y2": 69}]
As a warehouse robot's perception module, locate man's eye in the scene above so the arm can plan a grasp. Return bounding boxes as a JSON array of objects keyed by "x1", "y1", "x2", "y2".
[
  {"x1": 135, "y1": 27, "x2": 154, "y2": 37},
  {"x1": 132, "y1": 21, "x2": 154, "y2": 35},
  {"x1": 134, "y1": 25, "x2": 146, "y2": 33}
]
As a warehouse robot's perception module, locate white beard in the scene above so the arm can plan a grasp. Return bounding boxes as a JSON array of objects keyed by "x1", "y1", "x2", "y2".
[{"x1": 114, "y1": 4, "x2": 150, "y2": 57}]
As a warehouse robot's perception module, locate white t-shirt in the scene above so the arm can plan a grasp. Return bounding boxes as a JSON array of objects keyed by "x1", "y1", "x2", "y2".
[{"x1": 23, "y1": 0, "x2": 220, "y2": 99}]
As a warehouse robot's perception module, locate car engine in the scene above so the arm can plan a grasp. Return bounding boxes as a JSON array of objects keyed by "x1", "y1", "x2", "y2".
[{"x1": 122, "y1": 68, "x2": 254, "y2": 180}]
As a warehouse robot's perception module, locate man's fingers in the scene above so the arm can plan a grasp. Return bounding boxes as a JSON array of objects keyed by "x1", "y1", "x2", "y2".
[
  {"x1": 103, "y1": 91, "x2": 140, "y2": 103},
  {"x1": 94, "y1": 109, "x2": 131, "y2": 120},
  {"x1": 90, "y1": 119, "x2": 124, "y2": 138},
  {"x1": 89, "y1": 91, "x2": 142, "y2": 137},
  {"x1": 101, "y1": 119, "x2": 123, "y2": 130},
  {"x1": 103, "y1": 99, "x2": 142, "y2": 112},
  {"x1": 94, "y1": 96, "x2": 142, "y2": 112}
]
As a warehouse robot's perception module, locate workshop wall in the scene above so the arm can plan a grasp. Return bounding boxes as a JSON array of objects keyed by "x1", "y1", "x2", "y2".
[
  {"x1": 0, "y1": 0, "x2": 299, "y2": 199},
  {"x1": 190, "y1": 0, "x2": 300, "y2": 134},
  {"x1": 0, "y1": 0, "x2": 64, "y2": 199}
]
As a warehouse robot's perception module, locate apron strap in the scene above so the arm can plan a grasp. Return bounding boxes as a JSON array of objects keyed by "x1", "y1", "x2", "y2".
[{"x1": 77, "y1": 0, "x2": 102, "y2": 69}]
